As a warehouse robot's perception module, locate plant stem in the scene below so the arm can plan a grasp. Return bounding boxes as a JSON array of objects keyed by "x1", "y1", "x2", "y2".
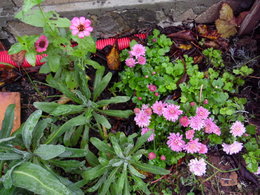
[{"x1": 205, "y1": 160, "x2": 239, "y2": 173}]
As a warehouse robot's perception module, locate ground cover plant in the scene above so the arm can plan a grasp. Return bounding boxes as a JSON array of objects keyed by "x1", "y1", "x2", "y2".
[{"x1": 0, "y1": 0, "x2": 259, "y2": 194}]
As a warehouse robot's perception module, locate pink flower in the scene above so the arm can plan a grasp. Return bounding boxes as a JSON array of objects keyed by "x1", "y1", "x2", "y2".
[
  {"x1": 188, "y1": 158, "x2": 207, "y2": 176},
  {"x1": 185, "y1": 129, "x2": 195, "y2": 140},
  {"x1": 185, "y1": 138, "x2": 201, "y2": 153},
  {"x1": 230, "y1": 121, "x2": 245, "y2": 137},
  {"x1": 222, "y1": 141, "x2": 243, "y2": 155},
  {"x1": 134, "y1": 110, "x2": 151, "y2": 127},
  {"x1": 141, "y1": 127, "x2": 155, "y2": 142},
  {"x1": 144, "y1": 108, "x2": 152, "y2": 116},
  {"x1": 167, "y1": 132, "x2": 185, "y2": 152},
  {"x1": 163, "y1": 104, "x2": 183, "y2": 122},
  {"x1": 35, "y1": 35, "x2": 49, "y2": 52},
  {"x1": 196, "y1": 106, "x2": 210, "y2": 119},
  {"x1": 148, "y1": 152, "x2": 156, "y2": 160},
  {"x1": 152, "y1": 71, "x2": 156, "y2": 75},
  {"x1": 203, "y1": 99, "x2": 208, "y2": 104},
  {"x1": 160, "y1": 155, "x2": 166, "y2": 160},
  {"x1": 134, "y1": 108, "x2": 140, "y2": 114},
  {"x1": 179, "y1": 116, "x2": 190, "y2": 127},
  {"x1": 125, "y1": 58, "x2": 136, "y2": 67},
  {"x1": 138, "y1": 97, "x2": 142, "y2": 100},
  {"x1": 204, "y1": 118, "x2": 221, "y2": 136},
  {"x1": 190, "y1": 102, "x2": 196, "y2": 106},
  {"x1": 148, "y1": 84, "x2": 157, "y2": 92},
  {"x1": 141, "y1": 104, "x2": 149, "y2": 110},
  {"x1": 189, "y1": 116, "x2": 205, "y2": 130},
  {"x1": 137, "y1": 56, "x2": 146, "y2": 65},
  {"x1": 151, "y1": 101, "x2": 166, "y2": 116},
  {"x1": 198, "y1": 143, "x2": 208, "y2": 154},
  {"x1": 155, "y1": 92, "x2": 159, "y2": 96},
  {"x1": 70, "y1": 17, "x2": 93, "y2": 38},
  {"x1": 130, "y1": 44, "x2": 146, "y2": 57}
]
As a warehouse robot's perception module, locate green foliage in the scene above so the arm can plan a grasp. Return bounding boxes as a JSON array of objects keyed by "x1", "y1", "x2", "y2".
[
  {"x1": 34, "y1": 67, "x2": 132, "y2": 147},
  {"x1": 112, "y1": 29, "x2": 185, "y2": 106},
  {"x1": 82, "y1": 132, "x2": 170, "y2": 194},
  {"x1": 202, "y1": 48, "x2": 224, "y2": 67}
]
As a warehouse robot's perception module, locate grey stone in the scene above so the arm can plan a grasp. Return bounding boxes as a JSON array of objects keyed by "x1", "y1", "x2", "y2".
[{"x1": 175, "y1": 9, "x2": 197, "y2": 22}]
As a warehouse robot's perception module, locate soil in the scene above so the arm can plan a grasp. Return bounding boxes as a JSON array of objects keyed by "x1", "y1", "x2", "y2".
[{"x1": 0, "y1": 23, "x2": 259, "y2": 194}]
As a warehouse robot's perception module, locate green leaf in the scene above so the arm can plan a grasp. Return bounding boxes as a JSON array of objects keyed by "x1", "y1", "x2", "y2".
[
  {"x1": 90, "y1": 137, "x2": 114, "y2": 154},
  {"x1": 8, "y1": 43, "x2": 24, "y2": 55},
  {"x1": 47, "y1": 54, "x2": 61, "y2": 72},
  {"x1": 58, "y1": 147, "x2": 88, "y2": 158},
  {"x1": 85, "y1": 59, "x2": 102, "y2": 69},
  {"x1": 45, "y1": 115, "x2": 86, "y2": 144},
  {"x1": 32, "y1": 118, "x2": 52, "y2": 149},
  {"x1": 246, "y1": 125, "x2": 256, "y2": 135},
  {"x1": 97, "y1": 109, "x2": 133, "y2": 118},
  {"x1": 34, "y1": 144, "x2": 65, "y2": 160},
  {"x1": 25, "y1": 51, "x2": 36, "y2": 66},
  {"x1": 93, "y1": 112, "x2": 111, "y2": 129},
  {"x1": 2, "y1": 161, "x2": 24, "y2": 189},
  {"x1": 0, "y1": 104, "x2": 15, "y2": 138},
  {"x1": 128, "y1": 164, "x2": 145, "y2": 179},
  {"x1": 82, "y1": 165, "x2": 108, "y2": 181},
  {"x1": 0, "y1": 136, "x2": 16, "y2": 144},
  {"x1": 85, "y1": 146, "x2": 99, "y2": 166},
  {"x1": 21, "y1": 0, "x2": 44, "y2": 12},
  {"x1": 0, "y1": 152, "x2": 22, "y2": 161},
  {"x1": 116, "y1": 163, "x2": 127, "y2": 195},
  {"x1": 51, "y1": 104, "x2": 85, "y2": 116},
  {"x1": 87, "y1": 173, "x2": 107, "y2": 193},
  {"x1": 12, "y1": 162, "x2": 72, "y2": 195},
  {"x1": 49, "y1": 160, "x2": 85, "y2": 172},
  {"x1": 130, "y1": 131, "x2": 152, "y2": 155},
  {"x1": 50, "y1": 17, "x2": 70, "y2": 27},
  {"x1": 93, "y1": 72, "x2": 112, "y2": 101},
  {"x1": 131, "y1": 161, "x2": 170, "y2": 175},
  {"x1": 110, "y1": 136, "x2": 124, "y2": 158},
  {"x1": 77, "y1": 69, "x2": 91, "y2": 99},
  {"x1": 22, "y1": 110, "x2": 42, "y2": 150},
  {"x1": 96, "y1": 96, "x2": 130, "y2": 107},
  {"x1": 99, "y1": 167, "x2": 119, "y2": 195}
]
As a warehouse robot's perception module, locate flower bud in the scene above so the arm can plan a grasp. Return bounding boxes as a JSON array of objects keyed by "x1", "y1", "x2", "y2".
[{"x1": 148, "y1": 152, "x2": 156, "y2": 160}]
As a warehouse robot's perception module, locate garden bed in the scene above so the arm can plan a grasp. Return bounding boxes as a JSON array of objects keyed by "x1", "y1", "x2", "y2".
[{"x1": 0, "y1": 0, "x2": 259, "y2": 195}]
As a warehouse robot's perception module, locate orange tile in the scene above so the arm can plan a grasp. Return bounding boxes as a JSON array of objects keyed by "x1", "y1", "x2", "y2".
[{"x1": 0, "y1": 92, "x2": 21, "y2": 134}]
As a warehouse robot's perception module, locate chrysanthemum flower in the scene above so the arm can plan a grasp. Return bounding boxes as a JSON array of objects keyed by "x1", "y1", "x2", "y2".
[
  {"x1": 35, "y1": 35, "x2": 49, "y2": 52},
  {"x1": 167, "y1": 132, "x2": 185, "y2": 152},
  {"x1": 125, "y1": 58, "x2": 136, "y2": 67},
  {"x1": 204, "y1": 118, "x2": 221, "y2": 136},
  {"x1": 137, "y1": 56, "x2": 146, "y2": 65},
  {"x1": 230, "y1": 121, "x2": 245, "y2": 137},
  {"x1": 198, "y1": 143, "x2": 208, "y2": 154},
  {"x1": 184, "y1": 138, "x2": 201, "y2": 153},
  {"x1": 188, "y1": 158, "x2": 207, "y2": 176},
  {"x1": 185, "y1": 129, "x2": 195, "y2": 140},
  {"x1": 148, "y1": 84, "x2": 157, "y2": 92},
  {"x1": 141, "y1": 127, "x2": 155, "y2": 142},
  {"x1": 151, "y1": 101, "x2": 166, "y2": 116},
  {"x1": 179, "y1": 116, "x2": 190, "y2": 127},
  {"x1": 130, "y1": 44, "x2": 146, "y2": 57},
  {"x1": 134, "y1": 110, "x2": 151, "y2": 127},
  {"x1": 163, "y1": 104, "x2": 183, "y2": 122},
  {"x1": 70, "y1": 17, "x2": 93, "y2": 38},
  {"x1": 189, "y1": 116, "x2": 205, "y2": 130},
  {"x1": 222, "y1": 141, "x2": 243, "y2": 155},
  {"x1": 196, "y1": 106, "x2": 210, "y2": 119}
]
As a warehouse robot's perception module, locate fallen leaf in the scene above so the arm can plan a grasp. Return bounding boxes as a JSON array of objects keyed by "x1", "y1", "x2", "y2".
[
  {"x1": 177, "y1": 44, "x2": 192, "y2": 50},
  {"x1": 57, "y1": 95, "x2": 71, "y2": 104},
  {"x1": 193, "y1": 56, "x2": 203, "y2": 64},
  {"x1": 215, "y1": 3, "x2": 237, "y2": 38},
  {"x1": 197, "y1": 25, "x2": 220, "y2": 40},
  {"x1": 167, "y1": 30, "x2": 196, "y2": 41},
  {"x1": 106, "y1": 44, "x2": 120, "y2": 70},
  {"x1": 220, "y1": 172, "x2": 238, "y2": 186},
  {"x1": 10, "y1": 50, "x2": 26, "y2": 66}
]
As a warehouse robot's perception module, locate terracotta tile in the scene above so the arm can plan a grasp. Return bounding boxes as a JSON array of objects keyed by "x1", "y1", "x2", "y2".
[{"x1": 0, "y1": 92, "x2": 21, "y2": 134}]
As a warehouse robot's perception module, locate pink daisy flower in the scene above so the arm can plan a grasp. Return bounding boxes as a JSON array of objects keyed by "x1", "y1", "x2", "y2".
[
  {"x1": 160, "y1": 155, "x2": 166, "y2": 160},
  {"x1": 35, "y1": 35, "x2": 49, "y2": 52},
  {"x1": 185, "y1": 129, "x2": 195, "y2": 140},
  {"x1": 167, "y1": 132, "x2": 185, "y2": 152},
  {"x1": 179, "y1": 116, "x2": 190, "y2": 127},
  {"x1": 204, "y1": 118, "x2": 221, "y2": 136},
  {"x1": 222, "y1": 141, "x2": 243, "y2": 155},
  {"x1": 188, "y1": 158, "x2": 207, "y2": 176},
  {"x1": 144, "y1": 108, "x2": 153, "y2": 116},
  {"x1": 141, "y1": 127, "x2": 155, "y2": 142},
  {"x1": 185, "y1": 138, "x2": 201, "y2": 153},
  {"x1": 148, "y1": 84, "x2": 157, "y2": 92},
  {"x1": 125, "y1": 58, "x2": 136, "y2": 67},
  {"x1": 196, "y1": 106, "x2": 210, "y2": 119},
  {"x1": 163, "y1": 104, "x2": 183, "y2": 122},
  {"x1": 134, "y1": 110, "x2": 151, "y2": 127},
  {"x1": 189, "y1": 116, "x2": 205, "y2": 130},
  {"x1": 151, "y1": 101, "x2": 166, "y2": 116},
  {"x1": 198, "y1": 143, "x2": 208, "y2": 154},
  {"x1": 130, "y1": 44, "x2": 146, "y2": 57},
  {"x1": 230, "y1": 121, "x2": 246, "y2": 137},
  {"x1": 137, "y1": 56, "x2": 146, "y2": 65},
  {"x1": 70, "y1": 17, "x2": 93, "y2": 38}
]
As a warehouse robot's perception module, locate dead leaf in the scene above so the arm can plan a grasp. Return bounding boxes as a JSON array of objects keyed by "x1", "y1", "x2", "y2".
[
  {"x1": 167, "y1": 30, "x2": 196, "y2": 41},
  {"x1": 220, "y1": 172, "x2": 238, "y2": 186},
  {"x1": 197, "y1": 25, "x2": 220, "y2": 40},
  {"x1": 215, "y1": 3, "x2": 237, "y2": 38},
  {"x1": 57, "y1": 95, "x2": 71, "y2": 104},
  {"x1": 193, "y1": 56, "x2": 203, "y2": 64},
  {"x1": 106, "y1": 44, "x2": 120, "y2": 70},
  {"x1": 10, "y1": 50, "x2": 26, "y2": 66},
  {"x1": 177, "y1": 44, "x2": 192, "y2": 50}
]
